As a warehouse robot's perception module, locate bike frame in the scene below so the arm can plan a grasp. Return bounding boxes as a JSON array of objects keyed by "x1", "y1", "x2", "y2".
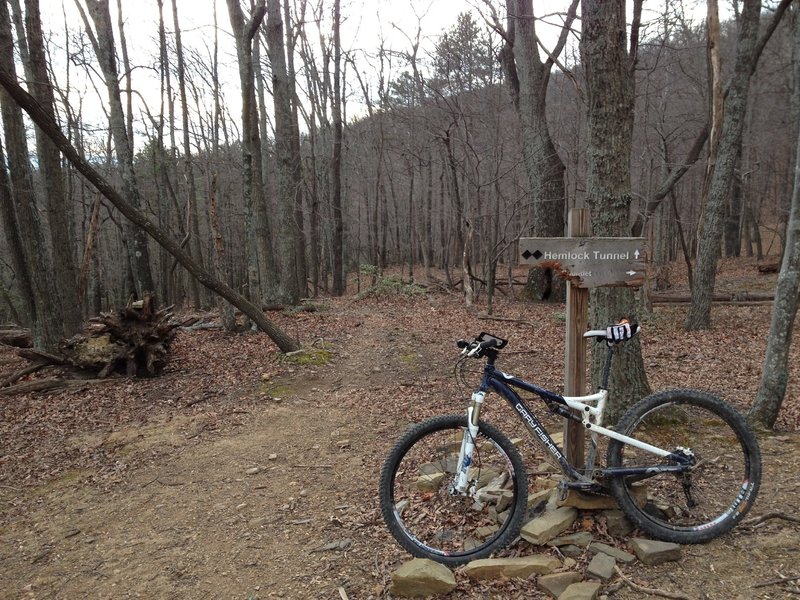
[{"x1": 452, "y1": 348, "x2": 692, "y2": 494}]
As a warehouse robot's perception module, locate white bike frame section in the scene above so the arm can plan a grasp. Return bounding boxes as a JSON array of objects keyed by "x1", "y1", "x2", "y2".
[
  {"x1": 452, "y1": 380, "x2": 675, "y2": 496},
  {"x1": 562, "y1": 389, "x2": 672, "y2": 458}
]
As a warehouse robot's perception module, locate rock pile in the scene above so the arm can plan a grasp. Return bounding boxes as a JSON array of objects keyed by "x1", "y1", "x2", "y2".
[{"x1": 390, "y1": 498, "x2": 683, "y2": 599}]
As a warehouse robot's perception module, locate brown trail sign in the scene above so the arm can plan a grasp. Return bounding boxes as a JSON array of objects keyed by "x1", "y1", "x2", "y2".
[
  {"x1": 519, "y1": 237, "x2": 647, "y2": 288},
  {"x1": 520, "y1": 210, "x2": 648, "y2": 468}
]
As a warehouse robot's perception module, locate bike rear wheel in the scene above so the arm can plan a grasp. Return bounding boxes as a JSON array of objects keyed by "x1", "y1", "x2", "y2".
[
  {"x1": 379, "y1": 415, "x2": 527, "y2": 566},
  {"x1": 607, "y1": 389, "x2": 761, "y2": 543}
]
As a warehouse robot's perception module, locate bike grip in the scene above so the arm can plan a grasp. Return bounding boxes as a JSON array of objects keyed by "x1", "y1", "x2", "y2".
[{"x1": 456, "y1": 340, "x2": 469, "y2": 349}]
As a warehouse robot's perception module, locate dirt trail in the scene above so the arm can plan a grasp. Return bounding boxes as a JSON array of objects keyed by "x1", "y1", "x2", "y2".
[{"x1": 0, "y1": 302, "x2": 442, "y2": 599}]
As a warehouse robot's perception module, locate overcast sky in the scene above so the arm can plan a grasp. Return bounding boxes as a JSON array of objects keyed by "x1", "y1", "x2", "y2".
[{"x1": 31, "y1": 0, "x2": 713, "y2": 144}]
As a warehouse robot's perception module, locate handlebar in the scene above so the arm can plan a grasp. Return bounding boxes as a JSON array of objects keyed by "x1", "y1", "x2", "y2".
[
  {"x1": 458, "y1": 322, "x2": 639, "y2": 358},
  {"x1": 457, "y1": 332, "x2": 507, "y2": 358}
]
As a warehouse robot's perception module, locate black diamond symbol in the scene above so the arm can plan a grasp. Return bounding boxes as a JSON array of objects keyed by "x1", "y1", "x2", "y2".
[
  {"x1": 522, "y1": 249, "x2": 532, "y2": 259},
  {"x1": 532, "y1": 250, "x2": 543, "y2": 259}
]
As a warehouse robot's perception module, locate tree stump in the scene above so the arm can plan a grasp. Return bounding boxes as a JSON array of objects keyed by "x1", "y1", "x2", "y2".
[{"x1": 17, "y1": 293, "x2": 184, "y2": 378}]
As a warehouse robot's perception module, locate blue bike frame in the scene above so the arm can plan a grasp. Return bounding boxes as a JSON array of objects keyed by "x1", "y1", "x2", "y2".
[{"x1": 455, "y1": 355, "x2": 693, "y2": 493}]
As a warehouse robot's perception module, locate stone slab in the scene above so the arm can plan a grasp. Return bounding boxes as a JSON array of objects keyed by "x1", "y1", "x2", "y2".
[{"x1": 462, "y1": 555, "x2": 560, "y2": 581}]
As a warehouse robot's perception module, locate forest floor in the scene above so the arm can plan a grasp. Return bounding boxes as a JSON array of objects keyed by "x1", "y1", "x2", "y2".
[{"x1": 1, "y1": 258, "x2": 800, "y2": 600}]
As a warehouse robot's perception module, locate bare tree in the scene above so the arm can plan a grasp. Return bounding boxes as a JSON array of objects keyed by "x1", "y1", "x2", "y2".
[
  {"x1": 493, "y1": 0, "x2": 578, "y2": 300},
  {"x1": 265, "y1": 0, "x2": 301, "y2": 303},
  {"x1": 227, "y1": 0, "x2": 277, "y2": 303},
  {"x1": 630, "y1": 0, "x2": 791, "y2": 240},
  {"x1": 331, "y1": 0, "x2": 344, "y2": 295},
  {"x1": 172, "y1": 0, "x2": 205, "y2": 308},
  {"x1": 81, "y1": 0, "x2": 155, "y2": 297},
  {"x1": 0, "y1": 0, "x2": 64, "y2": 349},
  {"x1": 580, "y1": 0, "x2": 650, "y2": 420},
  {"x1": 686, "y1": 0, "x2": 764, "y2": 329},
  {"x1": 749, "y1": 0, "x2": 800, "y2": 429},
  {"x1": 0, "y1": 66, "x2": 300, "y2": 352},
  {"x1": 19, "y1": 0, "x2": 82, "y2": 332}
]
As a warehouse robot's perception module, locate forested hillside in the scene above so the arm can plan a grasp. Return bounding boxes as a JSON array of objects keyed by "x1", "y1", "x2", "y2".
[{"x1": 0, "y1": 1, "x2": 793, "y2": 324}]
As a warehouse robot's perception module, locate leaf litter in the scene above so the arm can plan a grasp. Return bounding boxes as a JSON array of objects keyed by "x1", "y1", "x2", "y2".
[{"x1": 0, "y1": 259, "x2": 798, "y2": 599}]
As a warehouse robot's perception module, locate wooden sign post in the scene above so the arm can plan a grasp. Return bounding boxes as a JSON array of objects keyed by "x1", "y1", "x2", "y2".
[
  {"x1": 520, "y1": 208, "x2": 647, "y2": 468},
  {"x1": 564, "y1": 210, "x2": 589, "y2": 466}
]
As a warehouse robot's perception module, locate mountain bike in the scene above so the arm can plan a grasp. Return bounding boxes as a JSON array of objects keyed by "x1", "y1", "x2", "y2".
[{"x1": 378, "y1": 324, "x2": 761, "y2": 566}]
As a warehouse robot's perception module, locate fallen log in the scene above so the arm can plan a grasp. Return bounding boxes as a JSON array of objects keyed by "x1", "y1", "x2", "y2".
[
  {"x1": 757, "y1": 262, "x2": 780, "y2": 274},
  {"x1": 0, "y1": 377, "x2": 115, "y2": 396},
  {"x1": 0, "y1": 362, "x2": 47, "y2": 387},
  {"x1": 0, "y1": 326, "x2": 32, "y2": 348},
  {"x1": 651, "y1": 291, "x2": 774, "y2": 303}
]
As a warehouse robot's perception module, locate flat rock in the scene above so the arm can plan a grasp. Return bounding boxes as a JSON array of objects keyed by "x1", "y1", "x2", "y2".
[
  {"x1": 558, "y1": 544, "x2": 584, "y2": 558},
  {"x1": 415, "y1": 472, "x2": 445, "y2": 492},
  {"x1": 550, "y1": 531, "x2": 592, "y2": 547},
  {"x1": 528, "y1": 487, "x2": 555, "y2": 511},
  {"x1": 462, "y1": 555, "x2": 560, "y2": 581},
  {"x1": 537, "y1": 572, "x2": 583, "y2": 598},
  {"x1": 602, "y1": 510, "x2": 633, "y2": 537},
  {"x1": 586, "y1": 552, "x2": 615, "y2": 580},
  {"x1": 558, "y1": 485, "x2": 646, "y2": 510},
  {"x1": 630, "y1": 538, "x2": 682, "y2": 565},
  {"x1": 521, "y1": 506, "x2": 577, "y2": 545},
  {"x1": 587, "y1": 542, "x2": 635, "y2": 564},
  {"x1": 390, "y1": 558, "x2": 456, "y2": 597},
  {"x1": 558, "y1": 581, "x2": 601, "y2": 600}
]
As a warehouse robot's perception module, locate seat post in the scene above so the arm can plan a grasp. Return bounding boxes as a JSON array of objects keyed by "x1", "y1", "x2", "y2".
[{"x1": 600, "y1": 343, "x2": 614, "y2": 390}]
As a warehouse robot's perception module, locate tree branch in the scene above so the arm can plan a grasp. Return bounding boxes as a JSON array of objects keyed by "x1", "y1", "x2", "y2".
[
  {"x1": 0, "y1": 66, "x2": 299, "y2": 353},
  {"x1": 613, "y1": 566, "x2": 692, "y2": 600},
  {"x1": 631, "y1": 0, "x2": 790, "y2": 236},
  {"x1": 246, "y1": 0, "x2": 267, "y2": 41}
]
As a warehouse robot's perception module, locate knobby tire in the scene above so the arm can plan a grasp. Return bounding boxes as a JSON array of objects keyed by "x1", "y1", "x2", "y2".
[
  {"x1": 607, "y1": 389, "x2": 761, "y2": 543},
  {"x1": 379, "y1": 415, "x2": 527, "y2": 566}
]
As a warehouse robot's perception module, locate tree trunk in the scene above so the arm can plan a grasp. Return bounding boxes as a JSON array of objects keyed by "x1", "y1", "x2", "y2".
[
  {"x1": 283, "y1": 0, "x2": 308, "y2": 297},
  {"x1": 156, "y1": 0, "x2": 172, "y2": 305},
  {"x1": 208, "y1": 175, "x2": 236, "y2": 331},
  {"x1": 226, "y1": 0, "x2": 276, "y2": 304},
  {"x1": 0, "y1": 139, "x2": 34, "y2": 328},
  {"x1": 265, "y1": 0, "x2": 300, "y2": 303},
  {"x1": 83, "y1": 0, "x2": 155, "y2": 298},
  {"x1": 331, "y1": 0, "x2": 345, "y2": 295},
  {"x1": 172, "y1": 0, "x2": 204, "y2": 308},
  {"x1": 0, "y1": 1, "x2": 62, "y2": 349},
  {"x1": 20, "y1": 0, "x2": 82, "y2": 333},
  {"x1": 501, "y1": 0, "x2": 576, "y2": 301},
  {"x1": 748, "y1": 152, "x2": 800, "y2": 427},
  {"x1": 580, "y1": 0, "x2": 650, "y2": 422},
  {"x1": 748, "y1": 1, "x2": 800, "y2": 428},
  {"x1": 686, "y1": 0, "x2": 762, "y2": 330},
  {"x1": 0, "y1": 66, "x2": 300, "y2": 353}
]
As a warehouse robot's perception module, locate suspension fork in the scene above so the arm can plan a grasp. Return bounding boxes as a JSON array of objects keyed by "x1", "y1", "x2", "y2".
[{"x1": 452, "y1": 390, "x2": 485, "y2": 494}]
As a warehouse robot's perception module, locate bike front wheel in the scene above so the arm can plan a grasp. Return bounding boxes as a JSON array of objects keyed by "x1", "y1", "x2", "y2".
[
  {"x1": 607, "y1": 389, "x2": 761, "y2": 544},
  {"x1": 379, "y1": 415, "x2": 528, "y2": 566}
]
